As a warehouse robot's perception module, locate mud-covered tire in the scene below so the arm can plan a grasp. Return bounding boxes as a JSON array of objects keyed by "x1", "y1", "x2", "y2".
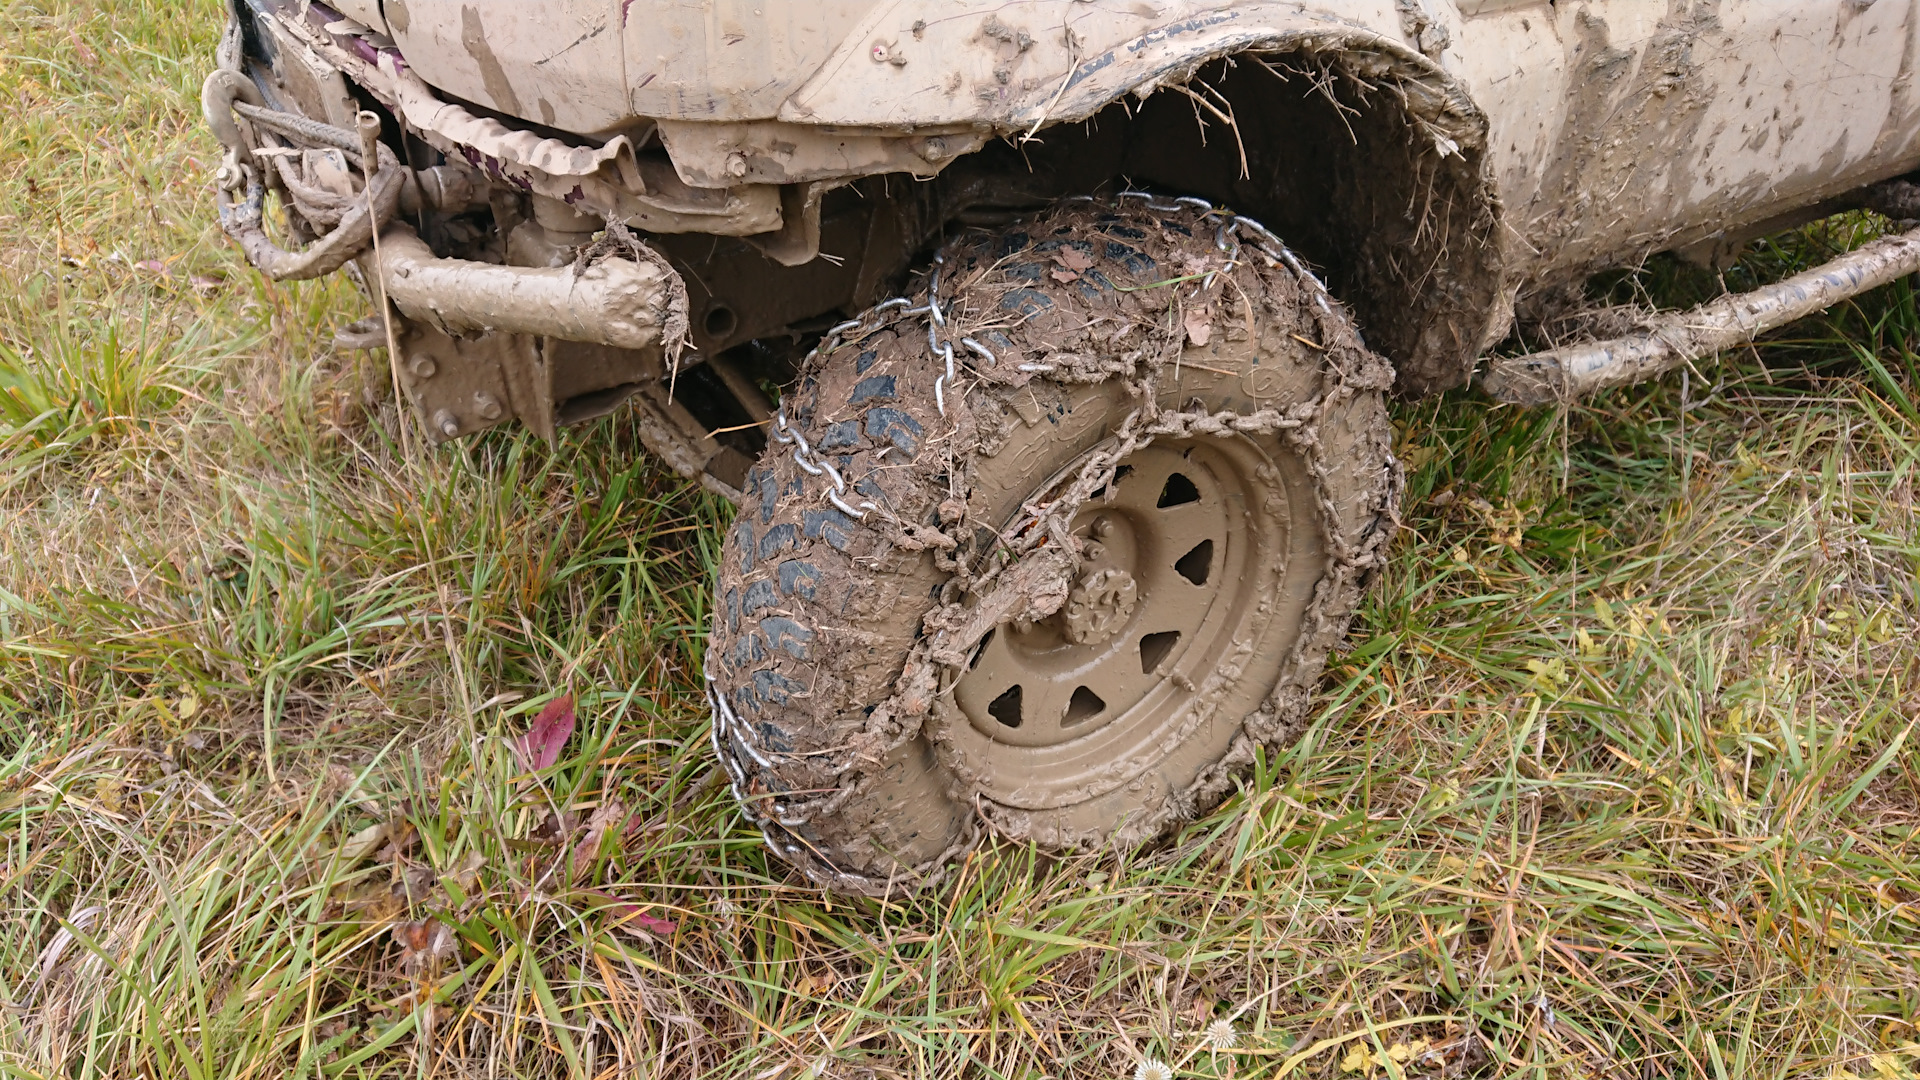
[{"x1": 705, "y1": 200, "x2": 1399, "y2": 893}]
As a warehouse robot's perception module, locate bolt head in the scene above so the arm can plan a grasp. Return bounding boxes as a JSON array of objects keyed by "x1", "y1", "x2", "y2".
[
  {"x1": 474, "y1": 392, "x2": 503, "y2": 421},
  {"x1": 724, "y1": 152, "x2": 749, "y2": 179},
  {"x1": 432, "y1": 410, "x2": 460, "y2": 438},
  {"x1": 1091, "y1": 516, "x2": 1114, "y2": 539},
  {"x1": 408, "y1": 357, "x2": 436, "y2": 379}
]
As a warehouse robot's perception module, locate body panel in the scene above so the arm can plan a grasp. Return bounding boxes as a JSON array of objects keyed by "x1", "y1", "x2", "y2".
[
  {"x1": 383, "y1": 0, "x2": 882, "y2": 128},
  {"x1": 375, "y1": 0, "x2": 1920, "y2": 295},
  {"x1": 1452, "y1": 0, "x2": 1920, "y2": 285},
  {"x1": 384, "y1": 0, "x2": 630, "y2": 132},
  {"x1": 622, "y1": 1, "x2": 881, "y2": 123}
]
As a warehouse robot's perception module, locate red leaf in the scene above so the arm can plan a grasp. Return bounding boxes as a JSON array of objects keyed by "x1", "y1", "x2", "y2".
[
  {"x1": 511, "y1": 695, "x2": 575, "y2": 771},
  {"x1": 585, "y1": 889, "x2": 677, "y2": 936},
  {"x1": 630, "y1": 910, "x2": 677, "y2": 935}
]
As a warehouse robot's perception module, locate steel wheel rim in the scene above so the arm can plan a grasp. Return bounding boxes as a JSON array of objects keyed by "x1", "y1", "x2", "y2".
[{"x1": 944, "y1": 434, "x2": 1297, "y2": 809}]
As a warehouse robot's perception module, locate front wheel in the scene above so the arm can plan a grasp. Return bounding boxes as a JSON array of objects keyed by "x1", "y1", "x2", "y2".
[{"x1": 706, "y1": 200, "x2": 1400, "y2": 893}]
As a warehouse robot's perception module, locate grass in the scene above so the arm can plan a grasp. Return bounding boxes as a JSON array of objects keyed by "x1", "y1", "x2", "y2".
[{"x1": 1, "y1": 1, "x2": 1918, "y2": 1077}]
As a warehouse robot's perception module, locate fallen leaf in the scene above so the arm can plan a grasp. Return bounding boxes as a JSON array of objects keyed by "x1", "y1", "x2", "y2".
[
  {"x1": 629, "y1": 909, "x2": 677, "y2": 936},
  {"x1": 375, "y1": 821, "x2": 417, "y2": 863},
  {"x1": 1525, "y1": 656, "x2": 1570, "y2": 688},
  {"x1": 93, "y1": 776, "x2": 125, "y2": 813},
  {"x1": 511, "y1": 695, "x2": 575, "y2": 771},
  {"x1": 391, "y1": 918, "x2": 455, "y2": 973},
  {"x1": 527, "y1": 809, "x2": 574, "y2": 843},
  {"x1": 571, "y1": 799, "x2": 628, "y2": 882},
  {"x1": 397, "y1": 862, "x2": 436, "y2": 905},
  {"x1": 1184, "y1": 304, "x2": 1213, "y2": 347},
  {"x1": 134, "y1": 259, "x2": 169, "y2": 276},
  {"x1": 1576, "y1": 627, "x2": 1605, "y2": 659},
  {"x1": 340, "y1": 880, "x2": 405, "y2": 923},
  {"x1": 1054, "y1": 245, "x2": 1094, "y2": 272},
  {"x1": 189, "y1": 274, "x2": 224, "y2": 294},
  {"x1": 338, "y1": 821, "x2": 389, "y2": 864},
  {"x1": 587, "y1": 889, "x2": 678, "y2": 936},
  {"x1": 1049, "y1": 267, "x2": 1080, "y2": 283},
  {"x1": 449, "y1": 851, "x2": 485, "y2": 895},
  {"x1": 1387, "y1": 1039, "x2": 1429, "y2": 1062},
  {"x1": 1593, "y1": 596, "x2": 1618, "y2": 630}
]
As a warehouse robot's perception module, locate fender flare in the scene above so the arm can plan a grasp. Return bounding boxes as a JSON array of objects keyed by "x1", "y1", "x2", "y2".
[{"x1": 782, "y1": 3, "x2": 1509, "y2": 394}]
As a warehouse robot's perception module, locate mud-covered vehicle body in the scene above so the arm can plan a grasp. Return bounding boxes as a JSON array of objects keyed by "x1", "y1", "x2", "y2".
[{"x1": 208, "y1": 0, "x2": 1920, "y2": 889}]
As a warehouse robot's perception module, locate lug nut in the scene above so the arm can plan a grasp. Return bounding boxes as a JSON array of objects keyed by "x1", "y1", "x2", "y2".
[
  {"x1": 1092, "y1": 516, "x2": 1114, "y2": 539},
  {"x1": 432, "y1": 409, "x2": 459, "y2": 438},
  {"x1": 474, "y1": 392, "x2": 502, "y2": 421}
]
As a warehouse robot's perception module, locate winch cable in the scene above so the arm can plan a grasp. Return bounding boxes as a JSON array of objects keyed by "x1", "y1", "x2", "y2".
[{"x1": 202, "y1": 70, "x2": 406, "y2": 282}]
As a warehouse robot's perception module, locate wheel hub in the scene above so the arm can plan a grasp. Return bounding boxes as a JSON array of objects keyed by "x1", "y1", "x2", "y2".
[{"x1": 1062, "y1": 566, "x2": 1138, "y2": 646}]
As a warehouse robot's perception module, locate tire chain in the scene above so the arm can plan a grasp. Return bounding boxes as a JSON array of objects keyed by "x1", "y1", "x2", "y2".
[{"x1": 706, "y1": 195, "x2": 1401, "y2": 891}]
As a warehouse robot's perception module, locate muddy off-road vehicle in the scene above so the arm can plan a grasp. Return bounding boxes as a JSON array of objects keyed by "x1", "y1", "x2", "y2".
[{"x1": 206, "y1": 0, "x2": 1920, "y2": 891}]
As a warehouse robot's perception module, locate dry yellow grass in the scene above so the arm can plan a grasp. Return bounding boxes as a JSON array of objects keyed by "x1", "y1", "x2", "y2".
[{"x1": 1, "y1": 2, "x2": 1917, "y2": 1078}]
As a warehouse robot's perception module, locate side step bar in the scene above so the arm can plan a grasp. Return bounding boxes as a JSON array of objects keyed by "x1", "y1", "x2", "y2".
[{"x1": 1482, "y1": 220, "x2": 1920, "y2": 405}]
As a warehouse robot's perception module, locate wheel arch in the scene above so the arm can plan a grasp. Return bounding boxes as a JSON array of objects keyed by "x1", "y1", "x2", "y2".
[{"x1": 784, "y1": 3, "x2": 1511, "y2": 395}]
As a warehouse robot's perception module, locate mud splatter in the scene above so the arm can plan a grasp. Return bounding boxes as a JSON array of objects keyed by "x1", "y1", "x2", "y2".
[{"x1": 460, "y1": 6, "x2": 522, "y2": 118}]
